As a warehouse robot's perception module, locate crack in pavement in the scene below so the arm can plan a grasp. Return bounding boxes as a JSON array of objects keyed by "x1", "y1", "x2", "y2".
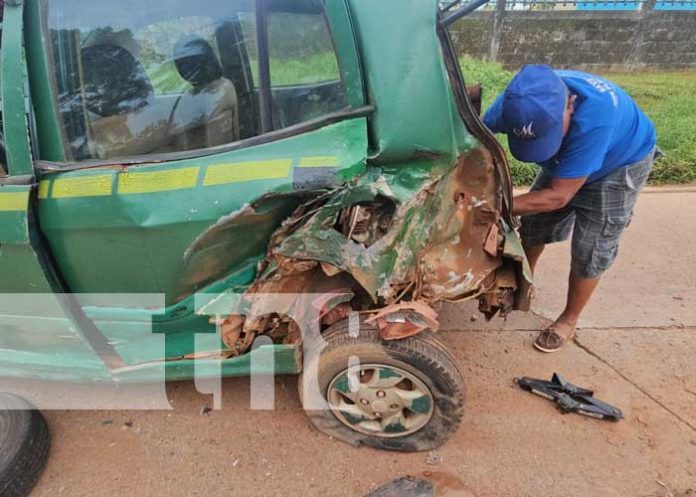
[
  {"x1": 440, "y1": 311, "x2": 696, "y2": 431},
  {"x1": 529, "y1": 308, "x2": 695, "y2": 332},
  {"x1": 576, "y1": 326, "x2": 696, "y2": 332},
  {"x1": 573, "y1": 337, "x2": 696, "y2": 433}
]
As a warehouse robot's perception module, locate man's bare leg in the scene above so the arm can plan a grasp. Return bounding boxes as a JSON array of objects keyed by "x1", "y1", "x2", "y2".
[
  {"x1": 523, "y1": 243, "x2": 545, "y2": 274},
  {"x1": 552, "y1": 271, "x2": 601, "y2": 338},
  {"x1": 526, "y1": 243, "x2": 602, "y2": 352}
]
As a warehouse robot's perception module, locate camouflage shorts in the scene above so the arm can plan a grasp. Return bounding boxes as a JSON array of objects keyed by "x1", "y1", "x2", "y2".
[{"x1": 520, "y1": 149, "x2": 656, "y2": 279}]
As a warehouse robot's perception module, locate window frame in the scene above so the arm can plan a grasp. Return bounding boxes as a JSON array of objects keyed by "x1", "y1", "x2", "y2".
[
  {"x1": 32, "y1": 0, "x2": 368, "y2": 171},
  {"x1": 435, "y1": 8, "x2": 514, "y2": 225}
]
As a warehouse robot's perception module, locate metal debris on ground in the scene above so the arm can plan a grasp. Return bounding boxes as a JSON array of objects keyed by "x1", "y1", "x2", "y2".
[
  {"x1": 515, "y1": 373, "x2": 624, "y2": 422},
  {"x1": 364, "y1": 473, "x2": 477, "y2": 497},
  {"x1": 366, "y1": 301, "x2": 440, "y2": 340},
  {"x1": 426, "y1": 451, "x2": 443, "y2": 465}
]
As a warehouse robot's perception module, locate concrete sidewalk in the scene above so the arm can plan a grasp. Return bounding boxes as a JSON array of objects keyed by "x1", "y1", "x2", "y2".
[
  {"x1": 533, "y1": 189, "x2": 696, "y2": 330},
  {"x1": 32, "y1": 188, "x2": 696, "y2": 497}
]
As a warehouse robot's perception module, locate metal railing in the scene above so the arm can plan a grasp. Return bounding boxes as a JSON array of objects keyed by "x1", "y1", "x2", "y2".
[{"x1": 441, "y1": 0, "x2": 696, "y2": 11}]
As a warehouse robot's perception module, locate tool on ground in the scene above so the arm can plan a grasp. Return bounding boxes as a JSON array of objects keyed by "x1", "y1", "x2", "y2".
[{"x1": 515, "y1": 373, "x2": 624, "y2": 421}]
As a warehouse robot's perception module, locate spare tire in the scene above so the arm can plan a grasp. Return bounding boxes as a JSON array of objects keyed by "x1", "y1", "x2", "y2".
[{"x1": 0, "y1": 394, "x2": 50, "y2": 497}]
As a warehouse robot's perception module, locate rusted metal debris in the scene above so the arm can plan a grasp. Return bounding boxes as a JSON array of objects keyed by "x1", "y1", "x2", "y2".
[
  {"x1": 478, "y1": 266, "x2": 516, "y2": 319},
  {"x1": 483, "y1": 223, "x2": 499, "y2": 258},
  {"x1": 366, "y1": 301, "x2": 440, "y2": 340},
  {"x1": 365, "y1": 472, "x2": 478, "y2": 497}
]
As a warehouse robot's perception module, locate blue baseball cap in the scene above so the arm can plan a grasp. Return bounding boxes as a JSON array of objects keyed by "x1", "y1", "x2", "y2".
[{"x1": 500, "y1": 65, "x2": 568, "y2": 163}]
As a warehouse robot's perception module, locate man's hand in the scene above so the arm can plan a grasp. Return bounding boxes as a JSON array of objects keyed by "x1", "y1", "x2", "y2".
[{"x1": 513, "y1": 177, "x2": 587, "y2": 216}]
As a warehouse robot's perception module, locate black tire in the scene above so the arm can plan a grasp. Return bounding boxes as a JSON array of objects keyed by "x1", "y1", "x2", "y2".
[
  {"x1": 0, "y1": 394, "x2": 50, "y2": 497},
  {"x1": 299, "y1": 319, "x2": 465, "y2": 452}
]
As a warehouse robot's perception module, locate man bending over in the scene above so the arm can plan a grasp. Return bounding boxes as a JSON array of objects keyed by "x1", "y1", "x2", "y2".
[{"x1": 483, "y1": 65, "x2": 657, "y2": 352}]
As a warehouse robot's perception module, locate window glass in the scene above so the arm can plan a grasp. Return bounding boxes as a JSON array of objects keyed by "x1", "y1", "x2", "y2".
[
  {"x1": 267, "y1": 0, "x2": 346, "y2": 128},
  {"x1": 46, "y1": 0, "x2": 259, "y2": 161},
  {"x1": 44, "y1": 0, "x2": 347, "y2": 163}
]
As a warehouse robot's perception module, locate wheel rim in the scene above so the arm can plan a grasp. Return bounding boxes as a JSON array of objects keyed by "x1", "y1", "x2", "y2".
[{"x1": 327, "y1": 364, "x2": 434, "y2": 437}]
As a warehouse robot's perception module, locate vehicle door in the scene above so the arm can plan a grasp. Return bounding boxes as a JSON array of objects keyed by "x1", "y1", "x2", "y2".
[
  {"x1": 28, "y1": 0, "x2": 369, "y2": 369},
  {"x1": 0, "y1": 0, "x2": 112, "y2": 381}
]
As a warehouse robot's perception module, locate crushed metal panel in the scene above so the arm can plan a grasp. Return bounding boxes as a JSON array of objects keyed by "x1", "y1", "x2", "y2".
[
  {"x1": 268, "y1": 145, "x2": 503, "y2": 304},
  {"x1": 366, "y1": 301, "x2": 440, "y2": 340},
  {"x1": 202, "y1": 141, "x2": 523, "y2": 351}
]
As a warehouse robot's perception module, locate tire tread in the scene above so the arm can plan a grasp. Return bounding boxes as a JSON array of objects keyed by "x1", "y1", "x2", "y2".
[{"x1": 0, "y1": 397, "x2": 51, "y2": 497}]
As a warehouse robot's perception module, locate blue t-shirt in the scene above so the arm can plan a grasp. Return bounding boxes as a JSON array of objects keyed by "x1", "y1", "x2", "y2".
[{"x1": 484, "y1": 70, "x2": 657, "y2": 183}]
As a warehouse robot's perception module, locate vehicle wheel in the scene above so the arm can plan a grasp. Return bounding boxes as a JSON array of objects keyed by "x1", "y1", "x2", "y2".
[
  {"x1": 0, "y1": 394, "x2": 51, "y2": 497},
  {"x1": 299, "y1": 319, "x2": 465, "y2": 452}
]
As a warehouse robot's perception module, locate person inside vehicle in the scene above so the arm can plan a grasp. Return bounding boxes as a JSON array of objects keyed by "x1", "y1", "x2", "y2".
[
  {"x1": 170, "y1": 34, "x2": 239, "y2": 150},
  {"x1": 483, "y1": 64, "x2": 657, "y2": 353}
]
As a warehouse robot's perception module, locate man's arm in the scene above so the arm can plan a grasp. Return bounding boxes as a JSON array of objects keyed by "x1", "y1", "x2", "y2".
[{"x1": 513, "y1": 176, "x2": 587, "y2": 216}]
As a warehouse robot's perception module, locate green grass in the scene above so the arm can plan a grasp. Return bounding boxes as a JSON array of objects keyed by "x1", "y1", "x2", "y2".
[
  {"x1": 143, "y1": 53, "x2": 339, "y2": 94},
  {"x1": 269, "y1": 53, "x2": 341, "y2": 86},
  {"x1": 459, "y1": 56, "x2": 696, "y2": 185}
]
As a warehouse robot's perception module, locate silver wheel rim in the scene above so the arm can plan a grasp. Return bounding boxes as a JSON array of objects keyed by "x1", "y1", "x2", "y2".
[{"x1": 327, "y1": 364, "x2": 435, "y2": 437}]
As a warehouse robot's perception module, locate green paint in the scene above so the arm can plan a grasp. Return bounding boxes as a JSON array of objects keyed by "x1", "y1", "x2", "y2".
[
  {"x1": 1, "y1": 0, "x2": 33, "y2": 175},
  {"x1": 409, "y1": 395, "x2": 432, "y2": 415},
  {"x1": 378, "y1": 367, "x2": 401, "y2": 380},
  {"x1": 383, "y1": 421, "x2": 408, "y2": 434},
  {"x1": 38, "y1": 118, "x2": 368, "y2": 303},
  {"x1": 340, "y1": 411, "x2": 365, "y2": 426},
  {"x1": 25, "y1": 0, "x2": 66, "y2": 161},
  {"x1": 346, "y1": 0, "x2": 475, "y2": 164},
  {"x1": 113, "y1": 344, "x2": 299, "y2": 383},
  {"x1": 332, "y1": 375, "x2": 350, "y2": 394},
  {"x1": 0, "y1": 185, "x2": 53, "y2": 292},
  {"x1": 325, "y1": 0, "x2": 365, "y2": 109}
]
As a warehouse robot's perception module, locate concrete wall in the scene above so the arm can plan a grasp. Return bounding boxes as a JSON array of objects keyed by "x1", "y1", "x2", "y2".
[{"x1": 448, "y1": 9, "x2": 696, "y2": 71}]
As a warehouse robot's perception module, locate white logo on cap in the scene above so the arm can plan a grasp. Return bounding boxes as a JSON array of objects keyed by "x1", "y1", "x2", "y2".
[{"x1": 513, "y1": 121, "x2": 535, "y2": 139}]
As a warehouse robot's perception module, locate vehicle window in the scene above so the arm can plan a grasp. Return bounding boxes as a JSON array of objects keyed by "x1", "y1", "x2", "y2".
[
  {"x1": 267, "y1": 0, "x2": 346, "y2": 129},
  {"x1": 46, "y1": 0, "x2": 259, "y2": 161},
  {"x1": 44, "y1": 0, "x2": 348, "y2": 163}
]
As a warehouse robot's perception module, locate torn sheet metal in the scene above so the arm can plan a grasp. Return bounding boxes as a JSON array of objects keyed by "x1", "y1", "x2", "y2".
[
  {"x1": 366, "y1": 301, "x2": 440, "y2": 340},
  {"x1": 365, "y1": 473, "x2": 478, "y2": 497},
  {"x1": 271, "y1": 145, "x2": 504, "y2": 304},
  {"x1": 199, "y1": 143, "x2": 530, "y2": 354}
]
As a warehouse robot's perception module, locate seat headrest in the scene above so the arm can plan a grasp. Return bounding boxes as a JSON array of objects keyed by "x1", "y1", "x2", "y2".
[
  {"x1": 173, "y1": 35, "x2": 223, "y2": 87},
  {"x1": 81, "y1": 44, "x2": 154, "y2": 117}
]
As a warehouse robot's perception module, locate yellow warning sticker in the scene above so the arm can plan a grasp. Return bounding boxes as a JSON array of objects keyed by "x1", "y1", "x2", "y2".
[
  {"x1": 52, "y1": 175, "x2": 113, "y2": 199},
  {"x1": 0, "y1": 191, "x2": 30, "y2": 211},
  {"x1": 38, "y1": 180, "x2": 50, "y2": 200},
  {"x1": 118, "y1": 167, "x2": 199, "y2": 195},
  {"x1": 203, "y1": 159, "x2": 291, "y2": 186},
  {"x1": 298, "y1": 156, "x2": 339, "y2": 168}
]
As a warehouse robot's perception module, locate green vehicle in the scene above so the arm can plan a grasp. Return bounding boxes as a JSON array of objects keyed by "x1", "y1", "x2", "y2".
[{"x1": 0, "y1": 0, "x2": 531, "y2": 491}]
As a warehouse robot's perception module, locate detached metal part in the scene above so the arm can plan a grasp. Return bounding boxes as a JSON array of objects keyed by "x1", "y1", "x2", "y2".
[
  {"x1": 516, "y1": 373, "x2": 624, "y2": 422},
  {"x1": 365, "y1": 473, "x2": 477, "y2": 497},
  {"x1": 366, "y1": 301, "x2": 440, "y2": 340}
]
